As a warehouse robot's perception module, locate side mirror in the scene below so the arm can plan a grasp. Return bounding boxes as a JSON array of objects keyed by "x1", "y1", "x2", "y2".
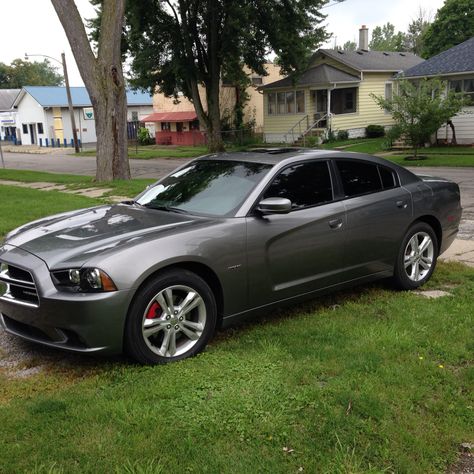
[{"x1": 257, "y1": 197, "x2": 292, "y2": 215}]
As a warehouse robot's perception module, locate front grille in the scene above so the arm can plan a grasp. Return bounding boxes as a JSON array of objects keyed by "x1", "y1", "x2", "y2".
[{"x1": 0, "y1": 262, "x2": 39, "y2": 307}]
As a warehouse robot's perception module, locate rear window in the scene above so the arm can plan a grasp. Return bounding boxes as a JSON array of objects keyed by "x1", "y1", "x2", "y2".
[
  {"x1": 378, "y1": 165, "x2": 397, "y2": 189},
  {"x1": 336, "y1": 160, "x2": 382, "y2": 197}
]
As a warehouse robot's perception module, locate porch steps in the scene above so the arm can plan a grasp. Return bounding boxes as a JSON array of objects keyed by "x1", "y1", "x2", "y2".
[{"x1": 293, "y1": 129, "x2": 326, "y2": 146}]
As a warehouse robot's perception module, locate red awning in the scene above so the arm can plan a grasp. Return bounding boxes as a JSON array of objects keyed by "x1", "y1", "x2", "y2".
[{"x1": 142, "y1": 111, "x2": 198, "y2": 122}]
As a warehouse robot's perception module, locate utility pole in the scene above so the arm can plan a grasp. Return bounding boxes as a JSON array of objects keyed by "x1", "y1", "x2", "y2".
[
  {"x1": 62, "y1": 52, "x2": 80, "y2": 153},
  {"x1": 0, "y1": 137, "x2": 5, "y2": 169}
]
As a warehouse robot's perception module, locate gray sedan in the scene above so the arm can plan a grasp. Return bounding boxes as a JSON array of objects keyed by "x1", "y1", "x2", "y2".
[{"x1": 0, "y1": 149, "x2": 462, "y2": 364}]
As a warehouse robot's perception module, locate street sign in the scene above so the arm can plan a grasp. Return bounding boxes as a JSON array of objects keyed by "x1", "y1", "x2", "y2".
[{"x1": 83, "y1": 108, "x2": 95, "y2": 120}]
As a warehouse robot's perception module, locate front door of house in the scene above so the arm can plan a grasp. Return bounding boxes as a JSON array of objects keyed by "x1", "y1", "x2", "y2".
[{"x1": 28, "y1": 124, "x2": 36, "y2": 145}]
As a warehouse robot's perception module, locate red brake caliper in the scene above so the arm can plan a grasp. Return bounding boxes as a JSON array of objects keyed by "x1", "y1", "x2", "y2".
[{"x1": 146, "y1": 302, "x2": 162, "y2": 319}]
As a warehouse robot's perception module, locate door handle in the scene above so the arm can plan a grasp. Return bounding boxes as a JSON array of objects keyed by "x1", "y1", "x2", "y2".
[
  {"x1": 328, "y1": 218, "x2": 343, "y2": 229},
  {"x1": 396, "y1": 200, "x2": 408, "y2": 209}
]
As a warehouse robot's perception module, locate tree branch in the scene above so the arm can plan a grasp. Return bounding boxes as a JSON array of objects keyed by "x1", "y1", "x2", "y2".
[{"x1": 51, "y1": 0, "x2": 97, "y2": 95}]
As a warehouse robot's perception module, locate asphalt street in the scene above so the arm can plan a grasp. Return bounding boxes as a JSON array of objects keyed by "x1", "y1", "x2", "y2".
[{"x1": 2, "y1": 151, "x2": 473, "y2": 239}]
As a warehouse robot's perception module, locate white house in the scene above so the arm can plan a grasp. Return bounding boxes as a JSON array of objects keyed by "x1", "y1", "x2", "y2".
[
  {"x1": 403, "y1": 37, "x2": 474, "y2": 145},
  {"x1": 11, "y1": 86, "x2": 153, "y2": 146}
]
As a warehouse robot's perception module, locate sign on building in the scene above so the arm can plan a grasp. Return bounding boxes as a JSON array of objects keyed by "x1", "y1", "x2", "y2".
[{"x1": 83, "y1": 108, "x2": 95, "y2": 120}]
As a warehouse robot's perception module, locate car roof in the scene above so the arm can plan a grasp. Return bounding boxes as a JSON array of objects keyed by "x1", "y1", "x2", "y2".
[{"x1": 195, "y1": 148, "x2": 420, "y2": 184}]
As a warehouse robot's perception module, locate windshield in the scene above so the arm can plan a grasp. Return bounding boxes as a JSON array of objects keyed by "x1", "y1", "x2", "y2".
[{"x1": 136, "y1": 160, "x2": 272, "y2": 217}]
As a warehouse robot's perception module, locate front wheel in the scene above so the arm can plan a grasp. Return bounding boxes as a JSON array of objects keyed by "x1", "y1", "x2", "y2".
[
  {"x1": 393, "y1": 222, "x2": 438, "y2": 290},
  {"x1": 124, "y1": 269, "x2": 217, "y2": 365}
]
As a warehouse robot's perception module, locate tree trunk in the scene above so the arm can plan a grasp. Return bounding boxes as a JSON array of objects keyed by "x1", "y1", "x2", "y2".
[
  {"x1": 207, "y1": 87, "x2": 225, "y2": 152},
  {"x1": 93, "y1": 65, "x2": 129, "y2": 181},
  {"x1": 447, "y1": 120, "x2": 457, "y2": 145},
  {"x1": 51, "y1": 0, "x2": 130, "y2": 182}
]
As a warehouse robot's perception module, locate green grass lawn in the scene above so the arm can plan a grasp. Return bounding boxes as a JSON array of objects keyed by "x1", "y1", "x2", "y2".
[
  {"x1": 386, "y1": 154, "x2": 474, "y2": 168},
  {"x1": 78, "y1": 145, "x2": 210, "y2": 160},
  {"x1": 0, "y1": 169, "x2": 155, "y2": 199},
  {"x1": 0, "y1": 182, "x2": 473, "y2": 473},
  {"x1": 319, "y1": 137, "x2": 389, "y2": 154}
]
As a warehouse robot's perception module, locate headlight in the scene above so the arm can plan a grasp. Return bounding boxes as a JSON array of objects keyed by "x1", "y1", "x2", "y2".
[{"x1": 51, "y1": 268, "x2": 117, "y2": 292}]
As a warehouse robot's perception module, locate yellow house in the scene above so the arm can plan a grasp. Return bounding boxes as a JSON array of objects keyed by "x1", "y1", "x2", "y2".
[
  {"x1": 261, "y1": 48, "x2": 423, "y2": 143},
  {"x1": 150, "y1": 63, "x2": 283, "y2": 135}
]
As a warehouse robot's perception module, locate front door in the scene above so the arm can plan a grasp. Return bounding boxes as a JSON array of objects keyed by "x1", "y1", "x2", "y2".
[
  {"x1": 246, "y1": 160, "x2": 346, "y2": 307},
  {"x1": 28, "y1": 124, "x2": 36, "y2": 145}
]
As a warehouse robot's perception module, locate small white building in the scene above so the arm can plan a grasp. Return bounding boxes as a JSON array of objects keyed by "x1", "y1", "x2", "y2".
[{"x1": 11, "y1": 86, "x2": 153, "y2": 146}]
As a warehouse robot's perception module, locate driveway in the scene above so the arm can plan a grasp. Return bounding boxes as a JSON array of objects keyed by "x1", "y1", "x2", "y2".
[{"x1": 1, "y1": 152, "x2": 473, "y2": 239}]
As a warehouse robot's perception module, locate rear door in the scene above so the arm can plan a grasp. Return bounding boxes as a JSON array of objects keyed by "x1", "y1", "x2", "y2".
[
  {"x1": 334, "y1": 159, "x2": 412, "y2": 278},
  {"x1": 246, "y1": 160, "x2": 346, "y2": 307}
]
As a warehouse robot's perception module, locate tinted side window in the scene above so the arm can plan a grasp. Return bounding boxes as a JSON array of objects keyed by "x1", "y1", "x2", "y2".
[
  {"x1": 336, "y1": 160, "x2": 382, "y2": 197},
  {"x1": 378, "y1": 165, "x2": 397, "y2": 189},
  {"x1": 264, "y1": 161, "x2": 333, "y2": 209}
]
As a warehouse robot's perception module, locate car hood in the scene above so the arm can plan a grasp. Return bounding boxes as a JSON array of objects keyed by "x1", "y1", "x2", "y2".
[{"x1": 4, "y1": 204, "x2": 210, "y2": 269}]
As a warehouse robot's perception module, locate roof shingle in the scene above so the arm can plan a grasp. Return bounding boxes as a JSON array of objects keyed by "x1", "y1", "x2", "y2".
[{"x1": 403, "y1": 37, "x2": 474, "y2": 77}]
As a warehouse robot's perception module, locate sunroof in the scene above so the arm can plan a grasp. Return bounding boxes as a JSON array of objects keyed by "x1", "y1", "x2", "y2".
[{"x1": 250, "y1": 148, "x2": 301, "y2": 155}]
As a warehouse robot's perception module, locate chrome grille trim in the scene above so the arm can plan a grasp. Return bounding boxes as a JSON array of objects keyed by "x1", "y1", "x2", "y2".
[{"x1": 0, "y1": 262, "x2": 39, "y2": 308}]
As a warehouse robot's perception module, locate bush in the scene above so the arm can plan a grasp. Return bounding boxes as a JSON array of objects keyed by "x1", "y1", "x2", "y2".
[
  {"x1": 137, "y1": 127, "x2": 155, "y2": 146},
  {"x1": 336, "y1": 129, "x2": 349, "y2": 140},
  {"x1": 366, "y1": 125, "x2": 385, "y2": 138}
]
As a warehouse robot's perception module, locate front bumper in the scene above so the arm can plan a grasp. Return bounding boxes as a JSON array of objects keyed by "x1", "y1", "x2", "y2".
[{"x1": 0, "y1": 245, "x2": 133, "y2": 355}]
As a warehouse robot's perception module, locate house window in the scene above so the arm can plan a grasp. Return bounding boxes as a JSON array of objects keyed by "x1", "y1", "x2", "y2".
[
  {"x1": 296, "y1": 91, "x2": 305, "y2": 113},
  {"x1": 331, "y1": 87, "x2": 357, "y2": 115},
  {"x1": 252, "y1": 77, "x2": 263, "y2": 85},
  {"x1": 189, "y1": 120, "x2": 200, "y2": 130},
  {"x1": 161, "y1": 122, "x2": 171, "y2": 131},
  {"x1": 277, "y1": 92, "x2": 286, "y2": 114},
  {"x1": 267, "y1": 91, "x2": 305, "y2": 115},
  {"x1": 449, "y1": 78, "x2": 474, "y2": 105},
  {"x1": 268, "y1": 94, "x2": 276, "y2": 115},
  {"x1": 286, "y1": 91, "x2": 295, "y2": 113},
  {"x1": 37, "y1": 123, "x2": 44, "y2": 134},
  {"x1": 131, "y1": 111, "x2": 139, "y2": 122},
  {"x1": 22, "y1": 124, "x2": 28, "y2": 134},
  {"x1": 464, "y1": 78, "x2": 474, "y2": 104}
]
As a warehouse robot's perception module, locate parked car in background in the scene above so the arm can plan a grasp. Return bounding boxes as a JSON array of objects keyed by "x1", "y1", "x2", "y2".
[{"x1": 0, "y1": 149, "x2": 462, "y2": 364}]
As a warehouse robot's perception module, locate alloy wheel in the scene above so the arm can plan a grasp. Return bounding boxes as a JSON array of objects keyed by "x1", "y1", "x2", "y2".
[{"x1": 403, "y1": 231, "x2": 434, "y2": 282}]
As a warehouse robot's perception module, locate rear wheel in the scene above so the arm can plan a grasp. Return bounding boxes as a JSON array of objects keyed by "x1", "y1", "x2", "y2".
[
  {"x1": 393, "y1": 222, "x2": 438, "y2": 290},
  {"x1": 125, "y1": 269, "x2": 217, "y2": 364}
]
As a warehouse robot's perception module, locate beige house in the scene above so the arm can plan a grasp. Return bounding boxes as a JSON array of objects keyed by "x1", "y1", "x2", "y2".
[
  {"x1": 261, "y1": 28, "x2": 423, "y2": 143},
  {"x1": 149, "y1": 63, "x2": 282, "y2": 134}
]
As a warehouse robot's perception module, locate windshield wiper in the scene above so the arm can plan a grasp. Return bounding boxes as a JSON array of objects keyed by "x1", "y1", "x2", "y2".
[
  {"x1": 121, "y1": 200, "x2": 143, "y2": 206},
  {"x1": 142, "y1": 204, "x2": 189, "y2": 215}
]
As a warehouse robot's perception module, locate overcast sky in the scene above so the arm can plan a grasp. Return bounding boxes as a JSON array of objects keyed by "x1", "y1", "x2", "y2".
[{"x1": 0, "y1": 0, "x2": 446, "y2": 87}]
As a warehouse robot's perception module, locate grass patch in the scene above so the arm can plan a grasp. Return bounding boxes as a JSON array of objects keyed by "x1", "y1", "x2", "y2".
[
  {"x1": 386, "y1": 154, "x2": 474, "y2": 167},
  {"x1": 0, "y1": 182, "x2": 472, "y2": 472},
  {"x1": 0, "y1": 261, "x2": 473, "y2": 473},
  {"x1": 320, "y1": 137, "x2": 389, "y2": 154},
  {"x1": 0, "y1": 186, "x2": 101, "y2": 237},
  {"x1": 78, "y1": 145, "x2": 211, "y2": 160},
  {"x1": 0, "y1": 169, "x2": 155, "y2": 199}
]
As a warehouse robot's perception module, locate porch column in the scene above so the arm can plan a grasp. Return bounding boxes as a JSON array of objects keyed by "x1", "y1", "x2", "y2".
[{"x1": 327, "y1": 88, "x2": 331, "y2": 118}]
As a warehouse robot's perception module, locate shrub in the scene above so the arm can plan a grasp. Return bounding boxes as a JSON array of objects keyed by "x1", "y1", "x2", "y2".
[
  {"x1": 336, "y1": 129, "x2": 349, "y2": 140},
  {"x1": 366, "y1": 125, "x2": 385, "y2": 138},
  {"x1": 137, "y1": 127, "x2": 155, "y2": 146}
]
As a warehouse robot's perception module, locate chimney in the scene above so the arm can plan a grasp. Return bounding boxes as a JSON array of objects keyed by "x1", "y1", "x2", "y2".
[{"x1": 359, "y1": 25, "x2": 369, "y2": 51}]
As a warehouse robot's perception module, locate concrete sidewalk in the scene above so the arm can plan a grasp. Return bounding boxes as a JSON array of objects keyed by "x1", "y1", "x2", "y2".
[{"x1": 440, "y1": 239, "x2": 474, "y2": 267}]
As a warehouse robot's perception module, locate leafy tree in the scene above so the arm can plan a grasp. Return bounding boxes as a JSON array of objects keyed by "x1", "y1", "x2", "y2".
[
  {"x1": 124, "y1": 0, "x2": 330, "y2": 152},
  {"x1": 422, "y1": 0, "x2": 474, "y2": 58},
  {"x1": 372, "y1": 78, "x2": 466, "y2": 159},
  {"x1": 341, "y1": 40, "x2": 357, "y2": 51},
  {"x1": 51, "y1": 0, "x2": 130, "y2": 182},
  {"x1": 0, "y1": 59, "x2": 63, "y2": 89},
  {"x1": 369, "y1": 23, "x2": 406, "y2": 52},
  {"x1": 405, "y1": 9, "x2": 431, "y2": 56}
]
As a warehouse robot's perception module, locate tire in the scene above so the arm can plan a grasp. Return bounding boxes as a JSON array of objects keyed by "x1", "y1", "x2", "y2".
[
  {"x1": 393, "y1": 222, "x2": 438, "y2": 290},
  {"x1": 124, "y1": 269, "x2": 217, "y2": 365}
]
